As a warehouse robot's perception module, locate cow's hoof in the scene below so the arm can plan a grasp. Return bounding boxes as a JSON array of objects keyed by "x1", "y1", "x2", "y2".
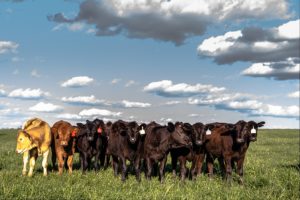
[
  {"x1": 28, "y1": 173, "x2": 33, "y2": 177},
  {"x1": 22, "y1": 171, "x2": 27, "y2": 176}
]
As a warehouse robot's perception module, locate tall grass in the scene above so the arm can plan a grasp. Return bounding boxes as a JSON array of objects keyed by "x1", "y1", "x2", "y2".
[{"x1": 0, "y1": 129, "x2": 299, "y2": 199}]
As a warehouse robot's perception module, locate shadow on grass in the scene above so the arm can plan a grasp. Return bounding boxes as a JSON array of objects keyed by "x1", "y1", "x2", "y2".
[{"x1": 280, "y1": 163, "x2": 300, "y2": 172}]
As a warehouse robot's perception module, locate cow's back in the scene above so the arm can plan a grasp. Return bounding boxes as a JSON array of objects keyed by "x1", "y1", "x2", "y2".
[{"x1": 24, "y1": 118, "x2": 52, "y2": 154}]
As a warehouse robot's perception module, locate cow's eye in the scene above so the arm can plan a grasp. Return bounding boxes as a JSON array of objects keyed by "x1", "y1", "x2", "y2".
[{"x1": 19, "y1": 138, "x2": 23, "y2": 142}]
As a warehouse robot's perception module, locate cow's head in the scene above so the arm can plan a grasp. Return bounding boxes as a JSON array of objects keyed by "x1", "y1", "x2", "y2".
[
  {"x1": 170, "y1": 122, "x2": 192, "y2": 148},
  {"x1": 112, "y1": 120, "x2": 127, "y2": 136},
  {"x1": 92, "y1": 118, "x2": 105, "y2": 137},
  {"x1": 105, "y1": 121, "x2": 113, "y2": 139},
  {"x1": 56, "y1": 125, "x2": 78, "y2": 147},
  {"x1": 234, "y1": 120, "x2": 248, "y2": 143},
  {"x1": 76, "y1": 122, "x2": 91, "y2": 141},
  {"x1": 192, "y1": 122, "x2": 206, "y2": 146},
  {"x1": 126, "y1": 121, "x2": 140, "y2": 144},
  {"x1": 16, "y1": 130, "x2": 36, "y2": 154},
  {"x1": 245, "y1": 121, "x2": 265, "y2": 142}
]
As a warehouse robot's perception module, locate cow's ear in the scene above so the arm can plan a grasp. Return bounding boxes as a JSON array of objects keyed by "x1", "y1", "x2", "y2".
[
  {"x1": 167, "y1": 122, "x2": 175, "y2": 132},
  {"x1": 206, "y1": 124, "x2": 215, "y2": 130},
  {"x1": 225, "y1": 124, "x2": 234, "y2": 131},
  {"x1": 257, "y1": 121, "x2": 265, "y2": 127},
  {"x1": 71, "y1": 127, "x2": 79, "y2": 137},
  {"x1": 76, "y1": 123, "x2": 85, "y2": 128},
  {"x1": 106, "y1": 121, "x2": 112, "y2": 127}
]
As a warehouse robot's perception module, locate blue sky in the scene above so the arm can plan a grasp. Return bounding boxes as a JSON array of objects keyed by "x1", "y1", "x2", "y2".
[{"x1": 0, "y1": 0, "x2": 299, "y2": 128}]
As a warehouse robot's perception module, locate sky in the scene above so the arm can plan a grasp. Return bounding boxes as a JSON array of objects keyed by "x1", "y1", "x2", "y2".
[{"x1": 0, "y1": 0, "x2": 299, "y2": 129}]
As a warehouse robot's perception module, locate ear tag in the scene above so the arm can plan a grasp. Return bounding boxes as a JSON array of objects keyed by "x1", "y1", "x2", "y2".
[
  {"x1": 71, "y1": 130, "x2": 77, "y2": 137},
  {"x1": 97, "y1": 127, "x2": 103, "y2": 134},
  {"x1": 206, "y1": 129, "x2": 211, "y2": 135},
  {"x1": 139, "y1": 127, "x2": 145, "y2": 135},
  {"x1": 251, "y1": 126, "x2": 256, "y2": 134}
]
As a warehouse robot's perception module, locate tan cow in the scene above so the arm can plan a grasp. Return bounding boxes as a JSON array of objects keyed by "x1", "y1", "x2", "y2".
[{"x1": 16, "y1": 118, "x2": 52, "y2": 177}]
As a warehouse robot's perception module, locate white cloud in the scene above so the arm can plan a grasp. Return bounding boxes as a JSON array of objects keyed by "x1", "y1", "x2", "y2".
[
  {"x1": 0, "y1": 40, "x2": 18, "y2": 54},
  {"x1": 121, "y1": 100, "x2": 151, "y2": 108},
  {"x1": 125, "y1": 80, "x2": 137, "y2": 87},
  {"x1": 56, "y1": 113, "x2": 82, "y2": 120},
  {"x1": 68, "y1": 22, "x2": 85, "y2": 31},
  {"x1": 160, "y1": 117, "x2": 173, "y2": 124},
  {"x1": 288, "y1": 91, "x2": 300, "y2": 98},
  {"x1": 79, "y1": 108, "x2": 122, "y2": 117},
  {"x1": 254, "y1": 104, "x2": 299, "y2": 118},
  {"x1": 188, "y1": 113, "x2": 200, "y2": 118},
  {"x1": 0, "y1": 121, "x2": 23, "y2": 129},
  {"x1": 165, "y1": 101, "x2": 182, "y2": 105},
  {"x1": 144, "y1": 80, "x2": 225, "y2": 97},
  {"x1": 0, "y1": 89, "x2": 6, "y2": 97},
  {"x1": 61, "y1": 95, "x2": 110, "y2": 106},
  {"x1": 29, "y1": 102, "x2": 63, "y2": 113},
  {"x1": 111, "y1": 78, "x2": 121, "y2": 85},
  {"x1": 61, "y1": 76, "x2": 94, "y2": 88},
  {"x1": 8, "y1": 88, "x2": 50, "y2": 99},
  {"x1": 198, "y1": 19, "x2": 299, "y2": 66},
  {"x1": 226, "y1": 100, "x2": 263, "y2": 110},
  {"x1": 49, "y1": 0, "x2": 288, "y2": 45},
  {"x1": 242, "y1": 58, "x2": 299, "y2": 80},
  {"x1": 31, "y1": 69, "x2": 41, "y2": 78},
  {"x1": 0, "y1": 108, "x2": 21, "y2": 117}
]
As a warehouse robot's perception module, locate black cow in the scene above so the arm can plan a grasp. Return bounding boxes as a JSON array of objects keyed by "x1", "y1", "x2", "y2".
[
  {"x1": 76, "y1": 119, "x2": 105, "y2": 173},
  {"x1": 144, "y1": 122, "x2": 192, "y2": 183},
  {"x1": 107, "y1": 120, "x2": 146, "y2": 182},
  {"x1": 170, "y1": 122, "x2": 213, "y2": 180}
]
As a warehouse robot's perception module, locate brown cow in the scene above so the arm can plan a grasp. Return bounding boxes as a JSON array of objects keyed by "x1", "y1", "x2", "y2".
[
  {"x1": 16, "y1": 118, "x2": 52, "y2": 177},
  {"x1": 51, "y1": 120, "x2": 78, "y2": 175},
  {"x1": 204, "y1": 120, "x2": 265, "y2": 184}
]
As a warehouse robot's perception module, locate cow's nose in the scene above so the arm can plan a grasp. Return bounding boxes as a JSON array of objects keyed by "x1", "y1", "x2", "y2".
[
  {"x1": 60, "y1": 141, "x2": 68, "y2": 146},
  {"x1": 196, "y1": 140, "x2": 203, "y2": 146},
  {"x1": 88, "y1": 136, "x2": 93, "y2": 141}
]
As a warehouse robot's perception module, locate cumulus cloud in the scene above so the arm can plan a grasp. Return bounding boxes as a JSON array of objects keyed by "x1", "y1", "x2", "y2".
[
  {"x1": 144, "y1": 80, "x2": 225, "y2": 97},
  {"x1": 0, "y1": 89, "x2": 6, "y2": 97},
  {"x1": 242, "y1": 58, "x2": 299, "y2": 80},
  {"x1": 0, "y1": 40, "x2": 18, "y2": 54},
  {"x1": 0, "y1": 108, "x2": 21, "y2": 117},
  {"x1": 79, "y1": 108, "x2": 121, "y2": 117},
  {"x1": 56, "y1": 113, "x2": 82, "y2": 121},
  {"x1": 29, "y1": 102, "x2": 63, "y2": 113},
  {"x1": 111, "y1": 78, "x2": 121, "y2": 85},
  {"x1": 288, "y1": 91, "x2": 300, "y2": 98},
  {"x1": 31, "y1": 69, "x2": 41, "y2": 78},
  {"x1": 61, "y1": 76, "x2": 94, "y2": 88},
  {"x1": 198, "y1": 19, "x2": 299, "y2": 64},
  {"x1": 121, "y1": 100, "x2": 151, "y2": 108},
  {"x1": 125, "y1": 80, "x2": 137, "y2": 87},
  {"x1": 8, "y1": 88, "x2": 50, "y2": 100},
  {"x1": 61, "y1": 95, "x2": 111, "y2": 106},
  {"x1": 48, "y1": 0, "x2": 288, "y2": 45},
  {"x1": 165, "y1": 100, "x2": 182, "y2": 105},
  {"x1": 189, "y1": 93, "x2": 299, "y2": 118}
]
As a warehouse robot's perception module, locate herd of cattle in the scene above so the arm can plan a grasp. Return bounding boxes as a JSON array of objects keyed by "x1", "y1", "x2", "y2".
[{"x1": 15, "y1": 118, "x2": 265, "y2": 184}]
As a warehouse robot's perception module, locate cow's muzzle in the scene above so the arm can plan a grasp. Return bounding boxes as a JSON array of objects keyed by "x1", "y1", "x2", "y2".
[
  {"x1": 60, "y1": 141, "x2": 68, "y2": 146},
  {"x1": 236, "y1": 138, "x2": 244, "y2": 143},
  {"x1": 195, "y1": 140, "x2": 203, "y2": 146}
]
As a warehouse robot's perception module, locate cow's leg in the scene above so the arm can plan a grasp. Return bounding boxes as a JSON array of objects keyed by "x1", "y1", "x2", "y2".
[
  {"x1": 120, "y1": 156, "x2": 127, "y2": 182},
  {"x1": 94, "y1": 153, "x2": 101, "y2": 171},
  {"x1": 146, "y1": 158, "x2": 152, "y2": 180},
  {"x1": 104, "y1": 154, "x2": 110, "y2": 170},
  {"x1": 159, "y1": 156, "x2": 167, "y2": 184},
  {"x1": 171, "y1": 154, "x2": 177, "y2": 178},
  {"x1": 206, "y1": 155, "x2": 214, "y2": 180},
  {"x1": 190, "y1": 156, "x2": 197, "y2": 180},
  {"x1": 51, "y1": 144, "x2": 56, "y2": 171},
  {"x1": 57, "y1": 152, "x2": 64, "y2": 175},
  {"x1": 22, "y1": 151, "x2": 29, "y2": 176},
  {"x1": 196, "y1": 153, "x2": 205, "y2": 177},
  {"x1": 42, "y1": 149, "x2": 49, "y2": 176},
  {"x1": 218, "y1": 157, "x2": 225, "y2": 178},
  {"x1": 112, "y1": 155, "x2": 119, "y2": 177},
  {"x1": 28, "y1": 148, "x2": 38, "y2": 177},
  {"x1": 67, "y1": 155, "x2": 74, "y2": 174},
  {"x1": 237, "y1": 157, "x2": 245, "y2": 185},
  {"x1": 134, "y1": 158, "x2": 141, "y2": 182},
  {"x1": 224, "y1": 156, "x2": 232, "y2": 184},
  {"x1": 179, "y1": 157, "x2": 187, "y2": 181},
  {"x1": 82, "y1": 153, "x2": 89, "y2": 174}
]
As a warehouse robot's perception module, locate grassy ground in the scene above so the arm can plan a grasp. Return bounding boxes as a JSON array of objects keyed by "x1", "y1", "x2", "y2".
[{"x1": 0, "y1": 129, "x2": 299, "y2": 200}]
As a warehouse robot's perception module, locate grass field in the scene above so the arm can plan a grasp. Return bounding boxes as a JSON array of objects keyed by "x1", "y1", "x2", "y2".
[{"x1": 0, "y1": 129, "x2": 299, "y2": 200}]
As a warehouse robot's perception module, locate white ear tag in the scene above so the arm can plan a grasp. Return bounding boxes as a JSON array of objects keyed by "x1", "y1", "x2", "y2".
[
  {"x1": 139, "y1": 127, "x2": 145, "y2": 135},
  {"x1": 251, "y1": 126, "x2": 256, "y2": 134},
  {"x1": 206, "y1": 128, "x2": 211, "y2": 135}
]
